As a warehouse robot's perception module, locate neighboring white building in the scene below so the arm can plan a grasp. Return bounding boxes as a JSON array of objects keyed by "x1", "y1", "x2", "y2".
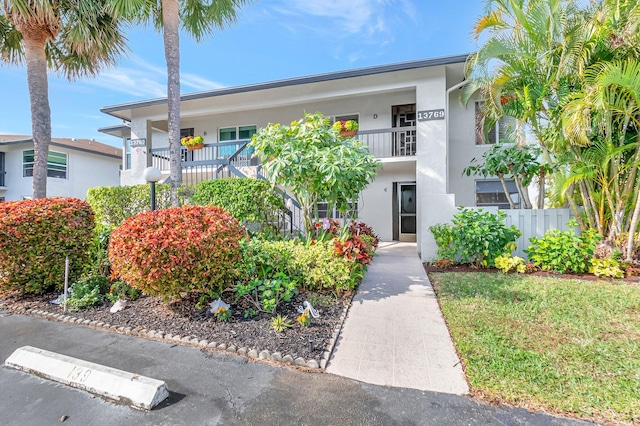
[
  {"x1": 99, "y1": 54, "x2": 516, "y2": 260},
  {"x1": 0, "y1": 135, "x2": 122, "y2": 201}
]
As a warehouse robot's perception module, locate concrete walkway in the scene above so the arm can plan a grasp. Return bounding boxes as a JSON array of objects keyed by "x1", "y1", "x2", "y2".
[{"x1": 326, "y1": 242, "x2": 469, "y2": 394}]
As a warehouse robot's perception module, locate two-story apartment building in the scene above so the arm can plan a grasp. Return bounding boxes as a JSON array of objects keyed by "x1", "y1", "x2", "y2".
[
  {"x1": 99, "y1": 53, "x2": 514, "y2": 260},
  {"x1": 0, "y1": 136, "x2": 122, "y2": 201}
]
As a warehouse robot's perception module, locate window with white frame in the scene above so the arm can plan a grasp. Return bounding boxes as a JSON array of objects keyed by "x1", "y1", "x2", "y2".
[
  {"x1": 23, "y1": 149, "x2": 67, "y2": 179},
  {"x1": 316, "y1": 201, "x2": 359, "y2": 220},
  {"x1": 218, "y1": 125, "x2": 256, "y2": 157},
  {"x1": 475, "y1": 101, "x2": 516, "y2": 145},
  {"x1": 475, "y1": 180, "x2": 520, "y2": 209}
]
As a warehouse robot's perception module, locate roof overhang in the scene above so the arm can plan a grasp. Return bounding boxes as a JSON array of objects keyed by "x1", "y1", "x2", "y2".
[{"x1": 100, "y1": 53, "x2": 470, "y2": 121}]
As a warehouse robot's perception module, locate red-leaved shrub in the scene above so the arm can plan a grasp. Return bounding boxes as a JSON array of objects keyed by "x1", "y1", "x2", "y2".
[
  {"x1": 109, "y1": 205, "x2": 244, "y2": 300},
  {"x1": 349, "y1": 221, "x2": 379, "y2": 250},
  {"x1": 0, "y1": 197, "x2": 95, "y2": 294},
  {"x1": 333, "y1": 235, "x2": 373, "y2": 265}
]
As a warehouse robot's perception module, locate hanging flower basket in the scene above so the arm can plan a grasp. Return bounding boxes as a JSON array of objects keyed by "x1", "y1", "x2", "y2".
[
  {"x1": 186, "y1": 143, "x2": 204, "y2": 151},
  {"x1": 340, "y1": 130, "x2": 357, "y2": 138},
  {"x1": 181, "y1": 135, "x2": 205, "y2": 150},
  {"x1": 332, "y1": 120, "x2": 359, "y2": 138}
]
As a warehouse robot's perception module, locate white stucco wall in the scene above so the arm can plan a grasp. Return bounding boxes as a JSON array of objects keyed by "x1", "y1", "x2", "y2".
[
  {"x1": 413, "y1": 69, "x2": 459, "y2": 260},
  {"x1": 358, "y1": 161, "x2": 417, "y2": 242},
  {"x1": 118, "y1": 60, "x2": 475, "y2": 260},
  {"x1": 447, "y1": 91, "x2": 490, "y2": 208},
  {"x1": 0, "y1": 144, "x2": 120, "y2": 201}
]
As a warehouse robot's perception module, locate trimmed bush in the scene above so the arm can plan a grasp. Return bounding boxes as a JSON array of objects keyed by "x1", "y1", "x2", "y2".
[
  {"x1": 526, "y1": 220, "x2": 601, "y2": 274},
  {"x1": 0, "y1": 197, "x2": 95, "y2": 294},
  {"x1": 109, "y1": 205, "x2": 245, "y2": 300},
  {"x1": 191, "y1": 178, "x2": 286, "y2": 233},
  {"x1": 292, "y1": 241, "x2": 359, "y2": 292},
  {"x1": 86, "y1": 184, "x2": 194, "y2": 228},
  {"x1": 237, "y1": 238, "x2": 361, "y2": 293},
  {"x1": 429, "y1": 208, "x2": 520, "y2": 267}
]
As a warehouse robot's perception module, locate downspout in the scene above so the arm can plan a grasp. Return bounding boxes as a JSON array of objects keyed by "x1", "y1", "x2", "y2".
[{"x1": 445, "y1": 80, "x2": 469, "y2": 193}]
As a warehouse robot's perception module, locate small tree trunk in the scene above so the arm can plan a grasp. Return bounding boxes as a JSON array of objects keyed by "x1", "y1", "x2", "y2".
[
  {"x1": 23, "y1": 33, "x2": 51, "y2": 199},
  {"x1": 537, "y1": 166, "x2": 546, "y2": 209},
  {"x1": 626, "y1": 194, "x2": 640, "y2": 262},
  {"x1": 162, "y1": 0, "x2": 182, "y2": 207},
  {"x1": 510, "y1": 171, "x2": 531, "y2": 209},
  {"x1": 497, "y1": 174, "x2": 516, "y2": 209}
]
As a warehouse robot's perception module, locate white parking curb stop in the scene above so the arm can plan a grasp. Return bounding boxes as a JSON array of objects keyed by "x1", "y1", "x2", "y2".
[{"x1": 4, "y1": 346, "x2": 169, "y2": 410}]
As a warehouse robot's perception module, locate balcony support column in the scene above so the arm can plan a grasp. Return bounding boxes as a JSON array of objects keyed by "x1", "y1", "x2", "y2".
[{"x1": 121, "y1": 119, "x2": 153, "y2": 186}]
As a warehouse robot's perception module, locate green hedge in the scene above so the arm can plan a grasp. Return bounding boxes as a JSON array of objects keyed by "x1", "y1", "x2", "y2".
[
  {"x1": 0, "y1": 197, "x2": 95, "y2": 294},
  {"x1": 191, "y1": 178, "x2": 286, "y2": 232},
  {"x1": 86, "y1": 184, "x2": 193, "y2": 227}
]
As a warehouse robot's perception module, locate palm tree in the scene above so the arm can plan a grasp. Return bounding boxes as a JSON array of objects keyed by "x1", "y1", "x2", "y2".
[
  {"x1": 109, "y1": 0, "x2": 251, "y2": 206},
  {"x1": 1, "y1": 1, "x2": 126, "y2": 199},
  {"x1": 462, "y1": 0, "x2": 590, "y2": 208}
]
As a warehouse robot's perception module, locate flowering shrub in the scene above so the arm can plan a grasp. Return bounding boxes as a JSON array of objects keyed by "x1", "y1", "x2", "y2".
[
  {"x1": 180, "y1": 134, "x2": 204, "y2": 147},
  {"x1": 311, "y1": 218, "x2": 341, "y2": 241},
  {"x1": 109, "y1": 205, "x2": 244, "y2": 300},
  {"x1": 0, "y1": 197, "x2": 94, "y2": 294},
  {"x1": 331, "y1": 119, "x2": 359, "y2": 132}
]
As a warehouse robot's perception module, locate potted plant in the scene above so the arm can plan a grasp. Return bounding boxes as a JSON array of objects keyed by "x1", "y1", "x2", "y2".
[
  {"x1": 332, "y1": 120, "x2": 359, "y2": 138},
  {"x1": 181, "y1": 134, "x2": 205, "y2": 150}
]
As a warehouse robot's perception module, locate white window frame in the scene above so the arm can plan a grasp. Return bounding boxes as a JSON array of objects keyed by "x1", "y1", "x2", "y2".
[
  {"x1": 316, "y1": 200, "x2": 359, "y2": 220},
  {"x1": 218, "y1": 125, "x2": 257, "y2": 158},
  {"x1": 22, "y1": 149, "x2": 68, "y2": 180}
]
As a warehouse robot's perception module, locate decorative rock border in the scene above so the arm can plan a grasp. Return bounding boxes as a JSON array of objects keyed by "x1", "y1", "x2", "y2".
[{"x1": 0, "y1": 300, "x2": 353, "y2": 371}]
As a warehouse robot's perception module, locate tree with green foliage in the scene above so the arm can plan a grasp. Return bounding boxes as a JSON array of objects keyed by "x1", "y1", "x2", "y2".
[
  {"x1": 0, "y1": 1, "x2": 127, "y2": 199},
  {"x1": 464, "y1": 143, "x2": 543, "y2": 209},
  {"x1": 108, "y1": 0, "x2": 251, "y2": 206},
  {"x1": 462, "y1": 0, "x2": 590, "y2": 209},
  {"x1": 463, "y1": 0, "x2": 640, "y2": 252},
  {"x1": 250, "y1": 112, "x2": 382, "y2": 233}
]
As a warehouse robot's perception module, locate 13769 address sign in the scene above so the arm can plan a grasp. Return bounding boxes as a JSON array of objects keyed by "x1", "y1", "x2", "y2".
[{"x1": 417, "y1": 109, "x2": 445, "y2": 121}]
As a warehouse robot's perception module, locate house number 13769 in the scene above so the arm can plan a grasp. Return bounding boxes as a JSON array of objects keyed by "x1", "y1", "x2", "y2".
[{"x1": 417, "y1": 109, "x2": 445, "y2": 121}]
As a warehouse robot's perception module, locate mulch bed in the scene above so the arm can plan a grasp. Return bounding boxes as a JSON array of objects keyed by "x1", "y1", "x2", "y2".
[{"x1": 0, "y1": 290, "x2": 351, "y2": 363}]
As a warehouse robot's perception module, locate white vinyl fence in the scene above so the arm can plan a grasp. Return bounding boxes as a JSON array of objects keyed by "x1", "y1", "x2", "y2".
[{"x1": 479, "y1": 208, "x2": 576, "y2": 259}]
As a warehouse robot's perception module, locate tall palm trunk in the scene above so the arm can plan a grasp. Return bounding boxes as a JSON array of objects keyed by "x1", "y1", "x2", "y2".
[
  {"x1": 162, "y1": 0, "x2": 182, "y2": 207},
  {"x1": 22, "y1": 32, "x2": 51, "y2": 199}
]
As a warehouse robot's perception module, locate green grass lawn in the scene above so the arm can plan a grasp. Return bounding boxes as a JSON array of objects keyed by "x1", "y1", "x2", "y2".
[{"x1": 429, "y1": 272, "x2": 640, "y2": 424}]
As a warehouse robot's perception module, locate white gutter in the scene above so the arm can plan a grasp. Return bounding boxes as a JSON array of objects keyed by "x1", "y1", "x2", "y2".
[{"x1": 445, "y1": 80, "x2": 469, "y2": 193}]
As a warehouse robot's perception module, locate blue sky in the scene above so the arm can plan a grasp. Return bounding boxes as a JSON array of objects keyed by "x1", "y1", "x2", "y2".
[{"x1": 0, "y1": 0, "x2": 485, "y2": 147}]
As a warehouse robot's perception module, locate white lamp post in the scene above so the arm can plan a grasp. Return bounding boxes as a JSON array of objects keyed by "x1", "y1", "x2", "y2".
[{"x1": 143, "y1": 166, "x2": 162, "y2": 211}]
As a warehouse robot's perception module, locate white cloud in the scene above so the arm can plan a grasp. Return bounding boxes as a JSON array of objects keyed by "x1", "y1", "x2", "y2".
[
  {"x1": 267, "y1": 0, "x2": 414, "y2": 60},
  {"x1": 181, "y1": 73, "x2": 224, "y2": 91},
  {"x1": 83, "y1": 55, "x2": 224, "y2": 98}
]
